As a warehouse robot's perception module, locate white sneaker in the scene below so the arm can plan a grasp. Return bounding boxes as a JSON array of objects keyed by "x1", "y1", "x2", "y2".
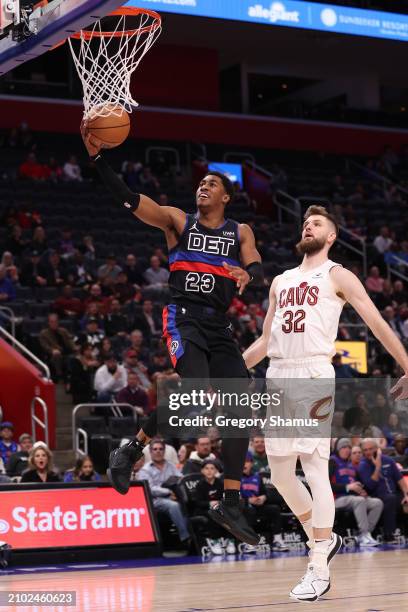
[
  {"x1": 290, "y1": 563, "x2": 330, "y2": 602},
  {"x1": 326, "y1": 532, "x2": 343, "y2": 567},
  {"x1": 358, "y1": 533, "x2": 379, "y2": 547},
  {"x1": 207, "y1": 538, "x2": 224, "y2": 555},
  {"x1": 242, "y1": 543, "x2": 257, "y2": 554},
  {"x1": 225, "y1": 539, "x2": 236, "y2": 554}
]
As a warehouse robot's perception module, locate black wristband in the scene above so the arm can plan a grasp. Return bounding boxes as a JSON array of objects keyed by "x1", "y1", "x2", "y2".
[
  {"x1": 245, "y1": 261, "x2": 264, "y2": 286},
  {"x1": 92, "y1": 153, "x2": 140, "y2": 212}
]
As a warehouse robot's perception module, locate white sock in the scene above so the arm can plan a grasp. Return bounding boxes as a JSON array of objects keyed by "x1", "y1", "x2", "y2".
[
  {"x1": 300, "y1": 517, "x2": 314, "y2": 549},
  {"x1": 311, "y1": 537, "x2": 332, "y2": 575}
]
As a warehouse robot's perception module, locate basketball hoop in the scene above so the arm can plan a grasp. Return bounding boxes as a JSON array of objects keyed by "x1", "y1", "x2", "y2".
[{"x1": 68, "y1": 7, "x2": 161, "y2": 119}]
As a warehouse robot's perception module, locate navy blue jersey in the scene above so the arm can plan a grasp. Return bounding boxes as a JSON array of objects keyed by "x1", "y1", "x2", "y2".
[{"x1": 168, "y1": 214, "x2": 241, "y2": 312}]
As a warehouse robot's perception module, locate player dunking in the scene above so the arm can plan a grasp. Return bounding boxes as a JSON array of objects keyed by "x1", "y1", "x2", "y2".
[
  {"x1": 243, "y1": 205, "x2": 408, "y2": 602},
  {"x1": 81, "y1": 125, "x2": 263, "y2": 545}
]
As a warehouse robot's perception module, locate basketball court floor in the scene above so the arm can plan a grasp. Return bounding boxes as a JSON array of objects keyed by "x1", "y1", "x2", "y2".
[{"x1": 0, "y1": 546, "x2": 407, "y2": 612}]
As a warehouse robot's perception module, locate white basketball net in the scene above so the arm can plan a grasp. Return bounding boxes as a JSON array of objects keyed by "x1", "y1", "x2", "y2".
[{"x1": 68, "y1": 10, "x2": 161, "y2": 119}]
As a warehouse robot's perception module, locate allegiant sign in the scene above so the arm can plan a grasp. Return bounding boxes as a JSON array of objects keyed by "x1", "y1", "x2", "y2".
[
  {"x1": 128, "y1": 1, "x2": 408, "y2": 42},
  {"x1": 0, "y1": 486, "x2": 156, "y2": 549}
]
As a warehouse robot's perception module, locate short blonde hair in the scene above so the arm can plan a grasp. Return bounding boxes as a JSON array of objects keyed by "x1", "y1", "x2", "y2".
[
  {"x1": 28, "y1": 444, "x2": 54, "y2": 471},
  {"x1": 304, "y1": 205, "x2": 339, "y2": 237}
]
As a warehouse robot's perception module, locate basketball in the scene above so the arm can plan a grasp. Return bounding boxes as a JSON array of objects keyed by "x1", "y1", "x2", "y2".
[{"x1": 87, "y1": 104, "x2": 130, "y2": 148}]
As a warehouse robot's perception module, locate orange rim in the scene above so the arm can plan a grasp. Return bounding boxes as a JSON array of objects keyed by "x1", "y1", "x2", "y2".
[{"x1": 70, "y1": 7, "x2": 161, "y2": 40}]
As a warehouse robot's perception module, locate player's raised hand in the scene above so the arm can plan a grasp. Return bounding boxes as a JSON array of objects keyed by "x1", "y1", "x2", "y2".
[
  {"x1": 80, "y1": 119, "x2": 103, "y2": 157},
  {"x1": 390, "y1": 374, "x2": 408, "y2": 401},
  {"x1": 222, "y1": 262, "x2": 250, "y2": 295}
]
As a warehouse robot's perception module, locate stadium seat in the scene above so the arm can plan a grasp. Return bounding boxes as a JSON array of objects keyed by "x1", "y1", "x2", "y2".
[{"x1": 108, "y1": 416, "x2": 137, "y2": 439}]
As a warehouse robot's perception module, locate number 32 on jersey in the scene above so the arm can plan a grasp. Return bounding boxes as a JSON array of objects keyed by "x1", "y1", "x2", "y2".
[
  {"x1": 282, "y1": 309, "x2": 306, "y2": 333},
  {"x1": 185, "y1": 272, "x2": 215, "y2": 293}
]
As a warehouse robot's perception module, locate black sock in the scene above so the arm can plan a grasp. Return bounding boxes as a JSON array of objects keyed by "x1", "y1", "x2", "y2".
[{"x1": 223, "y1": 489, "x2": 240, "y2": 507}]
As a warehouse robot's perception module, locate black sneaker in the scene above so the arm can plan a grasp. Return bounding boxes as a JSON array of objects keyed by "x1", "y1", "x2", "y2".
[
  {"x1": 107, "y1": 440, "x2": 144, "y2": 495},
  {"x1": 208, "y1": 502, "x2": 260, "y2": 545}
]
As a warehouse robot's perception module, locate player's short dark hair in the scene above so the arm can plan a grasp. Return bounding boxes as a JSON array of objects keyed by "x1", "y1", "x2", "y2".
[
  {"x1": 304, "y1": 205, "x2": 339, "y2": 237},
  {"x1": 204, "y1": 171, "x2": 234, "y2": 203}
]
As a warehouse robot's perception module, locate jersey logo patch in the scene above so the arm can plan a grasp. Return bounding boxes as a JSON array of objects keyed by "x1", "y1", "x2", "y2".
[
  {"x1": 312, "y1": 272, "x2": 323, "y2": 278},
  {"x1": 190, "y1": 222, "x2": 199, "y2": 232},
  {"x1": 170, "y1": 340, "x2": 179, "y2": 355}
]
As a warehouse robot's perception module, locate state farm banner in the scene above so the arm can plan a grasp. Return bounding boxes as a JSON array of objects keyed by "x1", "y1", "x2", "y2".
[{"x1": 0, "y1": 485, "x2": 156, "y2": 549}]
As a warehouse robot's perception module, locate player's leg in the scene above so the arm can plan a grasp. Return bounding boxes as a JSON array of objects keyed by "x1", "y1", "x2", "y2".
[
  {"x1": 206, "y1": 337, "x2": 259, "y2": 545},
  {"x1": 267, "y1": 454, "x2": 314, "y2": 547},
  {"x1": 107, "y1": 341, "x2": 208, "y2": 495},
  {"x1": 290, "y1": 450, "x2": 341, "y2": 602}
]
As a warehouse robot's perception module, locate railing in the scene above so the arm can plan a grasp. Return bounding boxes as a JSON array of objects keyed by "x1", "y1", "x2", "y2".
[
  {"x1": 72, "y1": 403, "x2": 139, "y2": 458},
  {"x1": 386, "y1": 255, "x2": 408, "y2": 283},
  {"x1": 145, "y1": 146, "x2": 181, "y2": 173},
  {"x1": 31, "y1": 396, "x2": 49, "y2": 446},
  {"x1": 0, "y1": 325, "x2": 50, "y2": 379},
  {"x1": 348, "y1": 158, "x2": 408, "y2": 198},
  {"x1": 0, "y1": 306, "x2": 16, "y2": 341}
]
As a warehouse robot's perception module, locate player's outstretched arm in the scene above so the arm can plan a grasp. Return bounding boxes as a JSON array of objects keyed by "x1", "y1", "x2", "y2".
[
  {"x1": 243, "y1": 276, "x2": 279, "y2": 369},
  {"x1": 81, "y1": 122, "x2": 184, "y2": 232},
  {"x1": 222, "y1": 224, "x2": 263, "y2": 295},
  {"x1": 331, "y1": 266, "x2": 408, "y2": 399}
]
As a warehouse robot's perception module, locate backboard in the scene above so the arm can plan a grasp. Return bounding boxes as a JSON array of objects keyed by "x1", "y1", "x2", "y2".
[{"x1": 0, "y1": 0, "x2": 127, "y2": 75}]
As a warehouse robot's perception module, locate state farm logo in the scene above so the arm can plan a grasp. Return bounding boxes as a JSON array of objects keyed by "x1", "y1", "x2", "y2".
[
  {"x1": 7, "y1": 504, "x2": 146, "y2": 533},
  {"x1": 0, "y1": 519, "x2": 10, "y2": 534}
]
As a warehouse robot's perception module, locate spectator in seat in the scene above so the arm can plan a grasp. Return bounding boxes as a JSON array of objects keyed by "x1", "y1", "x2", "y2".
[
  {"x1": 144, "y1": 255, "x2": 169, "y2": 288},
  {"x1": 64, "y1": 455, "x2": 101, "y2": 482},
  {"x1": 137, "y1": 438, "x2": 190, "y2": 545},
  {"x1": 350, "y1": 445, "x2": 362, "y2": 468},
  {"x1": 39, "y1": 313, "x2": 76, "y2": 382},
  {"x1": 176, "y1": 443, "x2": 194, "y2": 471},
  {"x1": 250, "y1": 436, "x2": 268, "y2": 473},
  {"x1": 58, "y1": 228, "x2": 75, "y2": 260},
  {"x1": 30, "y1": 226, "x2": 48, "y2": 256},
  {"x1": 391, "y1": 434, "x2": 408, "y2": 468},
  {"x1": 124, "y1": 329, "x2": 150, "y2": 364},
  {"x1": 240, "y1": 316, "x2": 261, "y2": 348},
  {"x1": 375, "y1": 279, "x2": 394, "y2": 311},
  {"x1": 21, "y1": 442, "x2": 60, "y2": 483},
  {"x1": 94, "y1": 353, "x2": 127, "y2": 402},
  {"x1": 7, "y1": 433, "x2": 33, "y2": 477},
  {"x1": 241, "y1": 455, "x2": 288, "y2": 552},
  {"x1": 123, "y1": 349, "x2": 151, "y2": 393},
  {"x1": 63, "y1": 155, "x2": 83, "y2": 182},
  {"x1": 53, "y1": 284, "x2": 83, "y2": 319},
  {"x1": 383, "y1": 306, "x2": 402, "y2": 339},
  {"x1": 80, "y1": 301, "x2": 105, "y2": 331},
  {"x1": 0, "y1": 422, "x2": 19, "y2": 467},
  {"x1": 40, "y1": 250, "x2": 67, "y2": 287},
  {"x1": 83, "y1": 283, "x2": 110, "y2": 315},
  {"x1": 123, "y1": 253, "x2": 144, "y2": 286},
  {"x1": 194, "y1": 459, "x2": 236, "y2": 555},
  {"x1": 75, "y1": 317, "x2": 104, "y2": 351},
  {"x1": 1, "y1": 252, "x2": 19, "y2": 284},
  {"x1": 116, "y1": 371, "x2": 149, "y2": 419},
  {"x1": 105, "y1": 298, "x2": 129, "y2": 337},
  {"x1": 19, "y1": 152, "x2": 47, "y2": 181},
  {"x1": 6, "y1": 224, "x2": 29, "y2": 257},
  {"x1": 392, "y1": 280, "x2": 408, "y2": 307},
  {"x1": 82, "y1": 235, "x2": 96, "y2": 263},
  {"x1": 132, "y1": 299, "x2": 161, "y2": 341},
  {"x1": 45, "y1": 156, "x2": 63, "y2": 182},
  {"x1": 67, "y1": 248, "x2": 95, "y2": 288},
  {"x1": 332, "y1": 353, "x2": 361, "y2": 378},
  {"x1": 97, "y1": 254, "x2": 122, "y2": 284},
  {"x1": 372, "y1": 393, "x2": 390, "y2": 428},
  {"x1": 373, "y1": 226, "x2": 393, "y2": 255},
  {"x1": 0, "y1": 457, "x2": 11, "y2": 483},
  {"x1": 382, "y1": 413, "x2": 402, "y2": 447},
  {"x1": 0, "y1": 265, "x2": 16, "y2": 302},
  {"x1": 330, "y1": 438, "x2": 382, "y2": 547},
  {"x1": 142, "y1": 437, "x2": 178, "y2": 465},
  {"x1": 365, "y1": 266, "x2": 385, "y2": 294},
  {"x1": 148, "y1": 351, "x2": 172, "y2": 377},
  {"x1": 182, "y1": 437, "x2": 219, "y2": 475},
  {"x1": 139, "y1": 166, "x2": 160, "y2": 196},
  {"x1": 114, "y1": 271, "x2": 135, "y2": 304},
  {"x1": 358, "y1": 438, "x2": 408, "y2": 543},
  {"x1": 20, "y1": 250, "x2": 46, "y2": 288},
  {"x1": 68, "y1": 343, "x2": 99, "y2": 404}
]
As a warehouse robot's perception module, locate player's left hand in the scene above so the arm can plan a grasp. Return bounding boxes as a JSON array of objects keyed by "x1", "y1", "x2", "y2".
[
  {"x1": 390, "y1": 374, "x2": 408, "y2": 401},
  {"x1": 222, "y1": 262, "x2": 250, "y2": 295}
]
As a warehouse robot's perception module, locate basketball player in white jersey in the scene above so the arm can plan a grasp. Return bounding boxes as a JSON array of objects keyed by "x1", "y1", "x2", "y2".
[{"x1": 243, "y1": 205, "x2": 408, "y2": 602}]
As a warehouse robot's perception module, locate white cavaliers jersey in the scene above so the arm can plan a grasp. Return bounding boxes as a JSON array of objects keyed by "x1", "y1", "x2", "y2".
[{"x1": 267, "y1": 259, "x2": 345, "y2": 361}]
